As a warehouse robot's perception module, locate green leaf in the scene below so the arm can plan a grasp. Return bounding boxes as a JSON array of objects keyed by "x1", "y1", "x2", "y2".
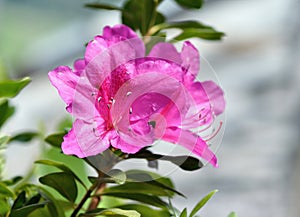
[
  {"x1": 228, "y1": 212, "x2": 237, "y2": 217},
  {"x1": 105, "y1": 182, "x2": 171, "y2": 197},
  {"x1": 174, "y1": 0, "x2": 203, "y2": 9},
  {"x1": 25, "y1": 194, "x2": 41, "y2": 206},
  {"x1": 39, "y1": 172, "x2": 77, "y2": 203},
  {"x1": 56, "y1": 117, "x2": 72, "y2": 131},
  {"x1": 0, "y1": 136, "x2": 10, "y2": 146},
  {"x1": 35, "y1": 159, "x2": 86, "y2": 189},
  {"x1": 85, "y1": 3, "x2": 122, "y2": 10},
  {"x1": 128, "y1": 149, "x2": 203, "y2": 171},
  {"x1": 0, "y1": 100, "x2": 15, "y2": 128},
  {"x1": 44, "y1": 132, "x2": 66, "y2": 148},
  {"x1": 10, "y1": 132, "x2": 38, "y2": 143},
  {"x1": 107, "y1": 179, "x2": 184, "y2": 197},
  {"x1": 116, "y1": 204, "x2": 170, "y2": 217},
  {"x1": 106, "y1": 169, "x2": 127, "y2": 185},
  {"x1": 125, "y1": 170, "x2": 184, "y2": 197},
  {"x1": 10, "y1": 201, "x2": 49, "y2": 217},
  {"x1": 100, "y1": 192, "x2": 168, "y2": 208},
  {"x1": 38, "y1": 187, "x2": 66, "y2": 217},
  {"x1": 174, "y1": 28, "x2": 225, "y2": 41},
  {"x1": 0, "y1": 182, "x2": 15, "y2": 197},
  {"x1": 80, "y1": 208, "x2": 141, "y2": 217},
  {"x1": 0, "y1": 198, "x2": 10, "y2": 216},
  {"x1": 122, "y1": 0, "x2": 165, "y2": 35},
  {"x1": 189, "y1": 190, "x2": 218, "y2": 217},
  {"x1": 0, "y1": 77, "x2": 31, "y2": 98},
  {"x1": 89, "y1": 169, "x2": 127, "y2": 185},
  {"x1": 150, "y1": 21, "x2": 225, "y2": 41},
  {"x1": 11, "y1": 191, "x2": 26, "y2": 209},
  {"x1": 3, "y1": 176, "x2": 22, "y2": 186},
  {"x1": 180, "y1": 208, "x2": 187, "y2": 217}
]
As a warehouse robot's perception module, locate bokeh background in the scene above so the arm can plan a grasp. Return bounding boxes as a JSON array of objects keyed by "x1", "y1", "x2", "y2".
[{"x1": 1, "y1": 0, "x2": 300, "y2": 216}]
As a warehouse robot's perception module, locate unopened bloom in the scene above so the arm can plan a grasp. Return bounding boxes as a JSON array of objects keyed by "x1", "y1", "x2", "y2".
[{"x1": 49, "y1": 24, "x2": 225, "y2": 167}]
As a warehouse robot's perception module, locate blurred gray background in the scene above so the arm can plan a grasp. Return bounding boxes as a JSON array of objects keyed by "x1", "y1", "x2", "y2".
[{"x1": 1, "y1": 0, "x2": 300, "y2": 216}]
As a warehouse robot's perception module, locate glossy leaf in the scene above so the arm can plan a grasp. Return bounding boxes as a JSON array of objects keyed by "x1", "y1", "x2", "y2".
[
  {"x1": 0, "y1": 77, "x2": 31, "y2": 98},
  {"x1": 10, "y1": 132, "x2": 38, "y2": 143},
  {"x1": 128, "y1": 149, "x2": 203, "y2": 171},
  {"x1": 80, "y1": 208, "x2": 141, "y2": 217},
  {"x1": 44, "y1": 132, "x2": 66, "y2": 148},
  {"x1": 100, "y1": 192, "x2": 168, "y2": 208},
  {"x1": 106, "y1": 169, "x2": 127, "y2": 185},
  {"x1": 25, "y1": 194, "x2": 41, "y2": 206},
  {"x1": 189, "y1": 190, "x2": 218, "y2": 217},
  {"x1": 35, "y1": 159, "x2": 86, "y2": 189},
  {"x1": 11, "y1": 191, "x2": 26, "y2": 209},
  {"x1": 122, "y1": 0, "x2": 165, "y2": 35},
  {"x1": 85, "y1": 3, "x2": 122, "y2": 10},
  {"x1": 10, "y1": 201, "x2": 48, "y2": 217},
  {"x1": 3, "y1": 176, "x2": 22, "y2": 186},
  {"x1": 174, "y1": 28, "x2": 225, "y2": 41},
  {"x1": 38, "y1": 187, "x2": 66, "y2": 217},
  {"x1": 105, "y1": 182, "x2": 171, "y2": 197},
  {"x1": 124, "y1": 170, "x2": 184, "y2": 197},
  {"x1": 39, "y1": 172, "x2": 77, "y2": 203},
  {"x1": 0, "y1": 100, "x2": 15, "y2": 128},
  {"x1": 0, "y1": 182, "x2": 14, "y2": 197},
  {"x1": 180, "y1": 208, "x2": 187, "y2": 217},
  {"x1": 117, "y1": 204, "x2": 170, "y2": 217},
  {"x1": 228, "y1": 212, "x2": 238, "y2": 217},
  {"x1": 150, "y1": 21, "x2": 225, "y2": 41},
  {"x1": 174, "y1": 0, "x2": 203, "y2": 9}
]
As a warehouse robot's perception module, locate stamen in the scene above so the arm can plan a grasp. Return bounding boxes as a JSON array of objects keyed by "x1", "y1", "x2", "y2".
[
  {"x1": 129, "y1": 107, "x2": 133, "y2": 114},
  {"x1": 107, "y1": 104, "x2": 111, "y2": 109},
  {"x1": 205, "y1": 121, "x2": 223, "y2": 142},
  {"x1": 97, "y1": 97, "x2": 102, "y2": 102},
  {"x1": 194, "y1": 121, "x2": 214, "y2": 133},
  {"x1": 91, "y1": 92, "x2": 96, "y2": 96},
  {"x1": 126, "y1": 91, "x2": 132, "y2": 96},
  {"x1": 109, "y1": 97, "x2": 115, "y2": 104}
]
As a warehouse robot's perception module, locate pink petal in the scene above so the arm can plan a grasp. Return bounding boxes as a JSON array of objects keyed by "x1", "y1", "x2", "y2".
[
  {"x1": 201, "y1": 81, "x2": 225, "y2": 115},
  {"x1": 73, "y1": 59, "x2": 86, "y2": 73},
  {"x1": 62, "y1": 119, "x2": 110, "y2": 158},
  {"x1": 85, "y1": 36, "x2": 108, "y2": 63},
  {"x1": 103, "y1": 24, "x2": 145, "y2": 57},
  {"x1": 181, "y1": 41, "x2": 200, "y2": 79},
  {"x1": 48, "y1": 66, "x2": 79, "y2": 113},
  {"x1": 103, "y1": 24, "x2": 139, "y2": 40},
  {"x1": 62, "y1": 126, "x2": 85, "y2": 158},
  {"x1": 162, "y1": 127, "x2": 218, "y2": 167},
  {"x1": 148, "y1": 42, "x2": 181, "y2": 64},
  {"x1": 109, "y1": 130, "x2": 142, "y2": 153}
]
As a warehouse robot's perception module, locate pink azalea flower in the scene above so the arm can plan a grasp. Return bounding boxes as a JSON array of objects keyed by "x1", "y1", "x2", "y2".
[{"x1": 49, "y1": 24, "x2": 225, "y2": 167}]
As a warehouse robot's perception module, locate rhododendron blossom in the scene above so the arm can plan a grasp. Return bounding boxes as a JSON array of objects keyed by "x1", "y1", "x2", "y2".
[{"x1": 49, "y1": 24, "x2": 225, "y2": 167}]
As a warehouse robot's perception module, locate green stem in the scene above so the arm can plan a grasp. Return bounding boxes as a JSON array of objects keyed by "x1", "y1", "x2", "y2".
[{"x1": 70, "y1": 181, "x2": 99, "y2": 217}]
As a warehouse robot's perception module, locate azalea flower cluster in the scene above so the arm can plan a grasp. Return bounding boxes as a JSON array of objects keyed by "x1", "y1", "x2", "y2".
[{"x1": 49, "y1": 24, "x2": 225, "y2": 167}]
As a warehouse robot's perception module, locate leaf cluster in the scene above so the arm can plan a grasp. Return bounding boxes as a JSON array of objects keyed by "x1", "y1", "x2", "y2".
[{"x1": 85, "y1": 0, "x2": 225, "y2": 41}]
